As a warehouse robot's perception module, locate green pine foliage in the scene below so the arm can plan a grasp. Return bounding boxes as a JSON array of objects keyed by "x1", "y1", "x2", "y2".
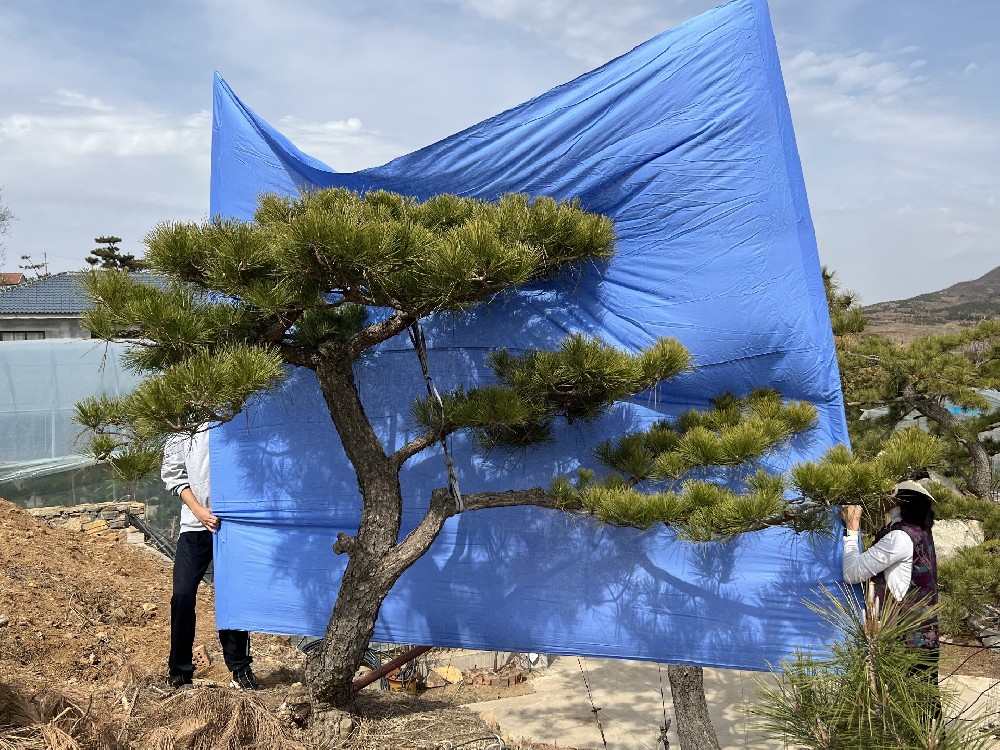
[
  {"x1": 144, "y1": 190, "x2": 616, "y2": 315},
  {"x1": 846, "y1": 321, "x2": 1000, "y2": 418},
  {"x1": 86, "y1": 236, "x2": 146, "y2": 271},
  {"x1": 74, "y1": 189, "x2": 627, "y2": 479},
  {"x1": 753, "y1": 586, "x2": 989, "y2": 750},
  {"x1": 412, "y1": 334, "x2": 691, "y2": 448},
  {"x1": 558, "y1": 390, "x2": 837, "y2": 539},
  {"x1": 837, "y1": 319, "x2": 1000, "y2": 499},
  {"x1": 938, "y1": 541, "x2": 1000, "y2": 636},
  {"x1": 823, "y1": 267, "x2": 867, "y2": 338}
]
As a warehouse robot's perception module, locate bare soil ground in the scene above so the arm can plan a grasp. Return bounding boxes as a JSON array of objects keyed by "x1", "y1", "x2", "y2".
[
  {"x1": 0, "y1": 499, "x2": 568, "y2": 749},
  {"x1": 4, "y1": 498, "x2": 995, "y2": 749}
]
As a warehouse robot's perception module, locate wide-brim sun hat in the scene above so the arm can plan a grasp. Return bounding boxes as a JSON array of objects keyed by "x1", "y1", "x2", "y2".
[{"x1": 891, "y1": 479, "x2": 935, "y2": 501}]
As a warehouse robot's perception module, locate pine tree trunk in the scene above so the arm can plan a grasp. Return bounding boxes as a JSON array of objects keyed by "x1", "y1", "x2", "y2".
[
  {"x1": 904, "y1": 387, "x2": 997, "y2": 502},
  {"x1": 963, "y1": 439, "x2": 996, "y2": 502},
  {"x1": 306, "y1": 350, "x2": 411, "y2": 707},
  {"x1": 305, "y1": 548, "x2": 393, "y2": 707},
  {"x1": 667, "y1": 665, "x2": 720, "y2": 750}
]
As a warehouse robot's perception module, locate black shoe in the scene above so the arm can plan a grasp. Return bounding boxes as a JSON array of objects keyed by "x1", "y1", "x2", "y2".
[
  {"x1": 230, "y1": 667, "x2": 260, "y2": 690},
  {"x1": 167, "y1": 672, "x2": 193, "y2": 689}
]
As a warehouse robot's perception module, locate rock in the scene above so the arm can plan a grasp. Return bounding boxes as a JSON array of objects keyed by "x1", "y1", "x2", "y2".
[
  {"x1": 0, "y1": 615, "x2": 8, "y2": 627},
  {"x1": 126, "y1": 530, "x2": 146, "y2": 545},
  {"x1": 424, "y1": 669, "x2": 450, "y2": 689},
  {"x1": 310, "y1": 708, "x2": 355, "y2": 744},
  {"x1": 433, "y1": 665, "x2": 463, "y2": 684},
  {"x1": 192, "y1": 643, "x2": 211, "y2": 673},
  {"x1": 82, "y1": 519, "x2": 109, "y2": 535},
  {"x1": 933, "y1": 519, "x2": 985, "y2": 562}
]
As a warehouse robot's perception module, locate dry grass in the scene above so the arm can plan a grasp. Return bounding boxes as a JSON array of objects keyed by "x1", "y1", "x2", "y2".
[
  {"x1": 335, "y1": 693, "x2": 505, "y2": 750},
  {"x1": 0, "y1": 683, "x2": 111, "y2": 750},
  {"x1": 135, "y1": 688, "x2": 303, "y2": 750}
]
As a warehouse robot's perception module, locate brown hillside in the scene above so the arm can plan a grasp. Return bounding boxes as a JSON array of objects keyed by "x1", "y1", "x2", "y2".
[{"x1": 864, "y1": 265, "x2": 1000, "y2": 343}]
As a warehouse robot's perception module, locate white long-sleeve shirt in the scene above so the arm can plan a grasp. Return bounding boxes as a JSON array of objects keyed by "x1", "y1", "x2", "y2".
[
  {"x1": 161, "y1": 430, "x2": 211, "y2": 535},
  {"x1": 842, "y1": 507, "x2": 913, "y2": 602}
]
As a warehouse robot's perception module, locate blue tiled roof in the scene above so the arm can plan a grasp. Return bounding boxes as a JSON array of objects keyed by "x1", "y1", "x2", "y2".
[
  {"x1": 0, "y1": 273, "x2": 92, "y2": 314},
  {"x1": 0, "y1": 272, "x2": 172, "y2": 315}
]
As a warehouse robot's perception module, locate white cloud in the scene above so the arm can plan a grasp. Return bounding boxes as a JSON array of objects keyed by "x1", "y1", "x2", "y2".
[
  {"x1": 786, "y1": 49, "x2": 921, "y2": 98},
  {"x1": 964, "y1": 62, "x2": 979, "y2": 74},
  {"x1": 275, "y1": 116, "x2": 408, "y2": 172},
  {"x1": 934, "y1": 220, "x2": 986, "y2": 237},
  {"x1": 43, "y1": 89, "x2": 114, "y2": 112},
  {"x1": 785, "y1": 48, "x2": 997, "y2": 155},
  {"x1": 0, "y1": 108, "x2": 211, "y2": 162},
  {"x1": 782, "y1": 45, "x2": 1000, "y2": 301},
  {"x1": 440, "y1": 0, "x2": 673, "y2": 65}
]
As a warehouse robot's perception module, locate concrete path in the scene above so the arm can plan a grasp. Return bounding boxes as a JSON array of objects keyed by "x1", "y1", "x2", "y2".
[
  {"x1": 466, "y1": 656, "x2": 1000, "y2": 750},
  {"x1": 465, "y1": 657, "x2": 782, "y2": 749}
]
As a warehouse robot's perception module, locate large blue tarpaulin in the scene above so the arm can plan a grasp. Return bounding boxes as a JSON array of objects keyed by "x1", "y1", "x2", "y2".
[{"x1": 208, "y1": 0, "x2": 849, "y2": 670}]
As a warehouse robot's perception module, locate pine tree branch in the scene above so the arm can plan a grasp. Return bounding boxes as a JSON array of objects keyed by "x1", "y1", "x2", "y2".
[
  {"x1": 902, "y1": 385, "x2": 961, "y2": 432},
  {"x1": 261, "y1": 311, "x2": 303, "y2": 345},
  {"x1": 278, "y1": 343, "x2": 314, "y2": 368},
  {"x1": 385, "y1": 486, "x2": 568, "y2": 576},
  {"x1": 390, "y1": 430, "x2": 458, "y2": 472},
  {"x1": 347, "y1": 310, "x2": 416, "y2": 357}
]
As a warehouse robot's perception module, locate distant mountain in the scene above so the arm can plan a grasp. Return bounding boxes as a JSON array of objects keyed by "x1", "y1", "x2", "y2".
[{"x1": 862, "y1": 266, "x2": 1000, "y2": 344}]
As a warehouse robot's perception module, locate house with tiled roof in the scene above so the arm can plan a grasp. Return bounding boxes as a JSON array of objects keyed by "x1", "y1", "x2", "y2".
[{"x1": 0, "y1": 272, "x2": 95, "y2": 340}]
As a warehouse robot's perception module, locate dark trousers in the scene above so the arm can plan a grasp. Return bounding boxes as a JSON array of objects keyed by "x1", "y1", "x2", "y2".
[{"x1": 169, "y1": 530, "x2": 252, "y2": 675}]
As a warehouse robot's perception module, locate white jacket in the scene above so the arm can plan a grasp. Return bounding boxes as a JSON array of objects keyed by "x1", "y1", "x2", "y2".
[{"x1": 161, "y1": 430, "x2": 211, "y2": 535}]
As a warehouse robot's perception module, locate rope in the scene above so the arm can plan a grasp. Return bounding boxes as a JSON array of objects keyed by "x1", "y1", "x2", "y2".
[
  {"x1": 577, "y1": 657, "x2": 609, "y2": 750},
  {"x1": 408, "y1": 321, "x2": 463, "y2": 511},
  {"x1": 657, "y1": 664, "x2": 671, "y2": 749}
]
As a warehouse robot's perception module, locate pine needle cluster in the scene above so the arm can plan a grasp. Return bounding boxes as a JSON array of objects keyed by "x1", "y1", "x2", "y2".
[
  {"x1": 75, "y1": 188, "x2": 617, "y2": 476},
  {"x1": 546, "y1": 390, "x2": 828, "y2": 539},
  {"x1": 753, "y1": 586, "x2": 989, "y2": 749},
  {"x1": 410, "y1": 334, "x2": 691, "y2": 447}
]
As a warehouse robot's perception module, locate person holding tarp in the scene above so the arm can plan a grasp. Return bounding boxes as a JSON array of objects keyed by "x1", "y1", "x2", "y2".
[
  {"x1": 162, "y1": 429, "x2": 259, "y2": 690},
  {"x1": 840, "y1": 478, "x2": 940, "y2": 714}
]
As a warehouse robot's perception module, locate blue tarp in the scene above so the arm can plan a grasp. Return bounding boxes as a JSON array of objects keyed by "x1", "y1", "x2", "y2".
[{"x1": 209, "y1": 0, "x2": 849, "y2": 670}]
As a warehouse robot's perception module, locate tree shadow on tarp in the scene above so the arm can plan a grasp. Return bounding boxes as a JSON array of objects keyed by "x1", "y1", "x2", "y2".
[
  {"x1": 213, "y1": 368, "x2": 840, "y2": 667},
  {"x1": 214, "y1": 488, "x2": 839, "y2": 668},
  {"x1": 210, "y1": 286, "x2": 841, "y2": 668}
]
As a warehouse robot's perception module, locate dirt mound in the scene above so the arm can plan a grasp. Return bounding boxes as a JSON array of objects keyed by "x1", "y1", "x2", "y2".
[
  {"x1": 0, "y1": 498, "x2": 228, "y2": 688},
  {"x1": 0, "y1": 499, "x2": 530, "y2": 749}
]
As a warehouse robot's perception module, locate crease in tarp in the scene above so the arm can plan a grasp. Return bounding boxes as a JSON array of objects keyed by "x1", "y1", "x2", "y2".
[{"x1": 207, "y1": 0, "x2": 850, "y2": 671}]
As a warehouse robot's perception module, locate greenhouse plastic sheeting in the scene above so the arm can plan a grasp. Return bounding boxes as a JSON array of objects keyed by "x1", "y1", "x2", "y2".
[
  {"x1": 0, "y1": 340, "x2": 139, "y2": 480},
  {"x1": 209, "y1": 0, "x2": 850, "y2": 670}
]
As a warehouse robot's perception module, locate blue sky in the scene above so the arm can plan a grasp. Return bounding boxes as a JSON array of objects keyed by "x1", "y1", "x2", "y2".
[{"x1": 0, "y1": 0, "x2": 996, "y2": 303}]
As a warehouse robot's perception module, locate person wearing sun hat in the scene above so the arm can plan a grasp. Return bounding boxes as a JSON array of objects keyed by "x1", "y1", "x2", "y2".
[{"x1": 840, "y1": 476, "x2": 940, "y2": 712}]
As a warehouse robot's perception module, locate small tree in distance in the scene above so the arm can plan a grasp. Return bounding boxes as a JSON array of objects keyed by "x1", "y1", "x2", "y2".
[
  {"x1": 86, "y1": 236, "x2": 146, "y2": 271},
  {"x1": 0, "y1": 187, "x2": 13, "y2": 268},
  {"x1": 76, "y1": 188, "x2": 931, "y2": 711},
  {"x1": 19, "y1": 253, "x2": 48, "y2": 279}
]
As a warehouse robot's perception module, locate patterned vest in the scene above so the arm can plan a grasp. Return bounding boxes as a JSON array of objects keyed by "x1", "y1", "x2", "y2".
[{"x1": 873, "y1": 521, "x2": 939, "y2": 649}]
